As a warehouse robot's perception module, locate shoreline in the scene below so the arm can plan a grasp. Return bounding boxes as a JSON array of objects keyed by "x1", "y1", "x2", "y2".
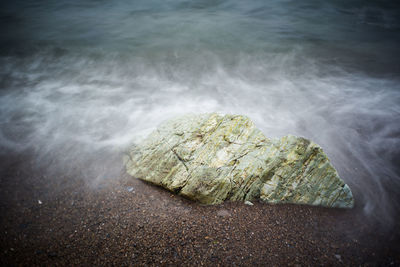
[{"x1": 1, "y1": 152, "x2": 399, "y2": 266}]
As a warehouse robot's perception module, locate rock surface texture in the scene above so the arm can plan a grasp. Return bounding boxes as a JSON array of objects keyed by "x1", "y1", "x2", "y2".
[{"x1": 124, "y1": 113, "x2": 354, "y2": 208}]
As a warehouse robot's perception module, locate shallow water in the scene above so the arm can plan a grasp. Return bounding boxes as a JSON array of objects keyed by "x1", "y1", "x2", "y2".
[{"x1": 0, "y1": 0, "x2": 399, "y2": 225}]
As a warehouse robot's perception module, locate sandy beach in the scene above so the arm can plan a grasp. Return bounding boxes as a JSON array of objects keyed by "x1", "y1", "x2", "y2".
[
  {"x1": 1, "y1": 0, "x2": 400, "y2": 266},
  {"x1": 1, "y1": 151, "x2": 399, "y2": 266}
]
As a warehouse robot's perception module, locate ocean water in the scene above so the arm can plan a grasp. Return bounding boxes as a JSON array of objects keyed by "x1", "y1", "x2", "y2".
[{"x1": 0, "y1": 0, "x2": 399, "y2": 225}]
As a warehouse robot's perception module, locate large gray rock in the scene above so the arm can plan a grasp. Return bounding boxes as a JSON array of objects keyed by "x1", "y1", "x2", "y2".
[{"x1": 124, "y1": 113, "x2": 354, "y2": 208}]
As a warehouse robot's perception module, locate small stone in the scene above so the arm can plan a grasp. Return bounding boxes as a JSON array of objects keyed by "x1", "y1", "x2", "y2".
[
  {"x1": 127, "y1": 186, "x2": 134, "y2": 192},
  {"x1": 38, "y1": 200, "x2": 42, "y2": 205},
  {"x1": 335, "y1": 254, "x2": 342, "y2": 262},
  {"x1": 244, "y1": 201, "x2": 254, "y2": 206},
  {"x1": 216, "y1": 209, "x2": 230, "y2": 217}
]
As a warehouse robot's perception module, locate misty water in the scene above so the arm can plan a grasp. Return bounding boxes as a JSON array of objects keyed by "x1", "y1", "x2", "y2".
[{"x1": 1, "y1": 0, "x2": 399, "y2": 225}]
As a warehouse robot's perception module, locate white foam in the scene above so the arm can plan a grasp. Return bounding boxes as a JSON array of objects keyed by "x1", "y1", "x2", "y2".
[{"x1": 0, "y1": 48, "x2": 399, "y2": 225}]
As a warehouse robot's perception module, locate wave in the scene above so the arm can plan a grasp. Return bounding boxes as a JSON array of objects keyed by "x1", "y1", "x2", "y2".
[{"x1": 0, "y1": 46, "x2": 399, "y2": 226}]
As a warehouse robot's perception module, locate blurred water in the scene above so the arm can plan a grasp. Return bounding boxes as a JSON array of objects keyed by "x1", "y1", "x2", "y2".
[{"x1": 0, "y1": 0, "x2": 399, "y2": 225}]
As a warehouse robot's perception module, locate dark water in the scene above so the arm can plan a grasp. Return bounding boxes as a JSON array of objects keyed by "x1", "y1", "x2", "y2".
[{"x1": 0, "y1": 0, "x2": 399, "y2": 225}]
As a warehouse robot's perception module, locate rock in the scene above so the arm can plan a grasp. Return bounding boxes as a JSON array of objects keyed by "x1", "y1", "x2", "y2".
[
  {"x1": 124, "y1": 113, "x2": 354, "y2": 208},
  {"x1": 244, "y1": 201, "x2": 254, "y2": 206},
  {"x1": 216, "y1": 209, "x2": 231, "y2": 217}
]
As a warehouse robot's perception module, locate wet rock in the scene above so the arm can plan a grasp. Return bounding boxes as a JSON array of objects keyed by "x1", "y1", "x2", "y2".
[{"x1": 124, "y1": 113, "x2": 354, "y2": 208}]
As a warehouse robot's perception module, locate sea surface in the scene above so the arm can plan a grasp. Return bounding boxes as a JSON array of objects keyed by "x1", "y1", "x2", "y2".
[{"x1": 0, "y1": 0, "x2": 399, "y2": 225}]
